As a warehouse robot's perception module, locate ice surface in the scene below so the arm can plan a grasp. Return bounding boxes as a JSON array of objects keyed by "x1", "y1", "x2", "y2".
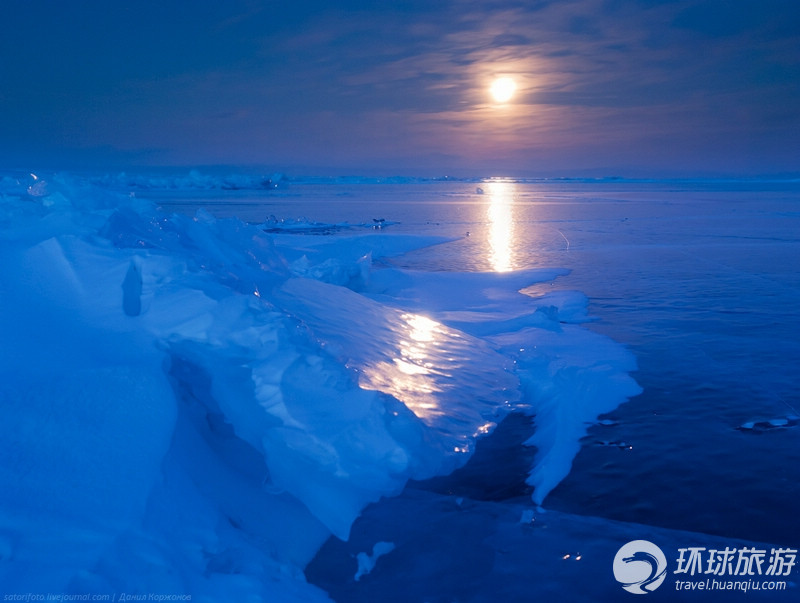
[
  {"x1": 272, "y1": 277, "x2": 520, "y2": 475},
  {"x1": 0, "y1": 173, "x2": 641, "y2": 598},
  {"x1": 362, "y1": 267, "x2": 641, "y2": 503},
  {"x1": 308, "y1": 487, "x2": 798, "y2": 602}
]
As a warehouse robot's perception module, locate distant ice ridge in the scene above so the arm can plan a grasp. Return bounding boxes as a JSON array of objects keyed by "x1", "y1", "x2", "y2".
[
  {"x1": 89, "y1": 169, "x2": 285, "y2": 191},
  {"x1": 0, "y1": 173, "x2": 640, "y2": 599}
]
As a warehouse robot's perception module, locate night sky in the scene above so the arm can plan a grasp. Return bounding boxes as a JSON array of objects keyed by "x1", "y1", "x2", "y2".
[{"x1": 2, "y1": 0, "x2": 799, "y2": 176}]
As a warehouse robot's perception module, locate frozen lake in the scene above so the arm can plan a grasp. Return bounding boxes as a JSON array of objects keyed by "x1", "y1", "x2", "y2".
[{"x1": 2, "y1": 172, "x2": 797, "y2": 600}]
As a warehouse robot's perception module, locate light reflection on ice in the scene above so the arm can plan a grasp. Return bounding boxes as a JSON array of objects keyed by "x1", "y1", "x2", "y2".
[
  {"x1": 276, "y1": 277, "x2": 518, "y2": 436},
  {"x1": 485, "y1": 179, "x2": 516, "y2": 272},
  {"x1": 398, "y1": 314, "x2": 440, "y2": 367},
  {"x1": 361, "y1": 313, "x2": 453, "y2": 420}
]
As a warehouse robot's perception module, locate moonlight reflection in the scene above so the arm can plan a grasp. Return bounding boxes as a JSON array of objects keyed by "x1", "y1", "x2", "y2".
[{"x1": 485, "y1": 179, "x2": 516, "y2": 272}]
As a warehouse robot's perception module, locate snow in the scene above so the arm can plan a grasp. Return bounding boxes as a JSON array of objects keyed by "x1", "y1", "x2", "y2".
[
  {"x1": 0, "y1": 173, "x2": 643, "y2": 599},
  {"x1": 353, "y1": 542, "x2": 395, "y2": 582}
]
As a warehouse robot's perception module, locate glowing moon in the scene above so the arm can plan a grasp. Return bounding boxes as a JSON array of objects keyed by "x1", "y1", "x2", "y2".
[{"x1": 490, "y1": 77, "x2": 516, "y2": 103}]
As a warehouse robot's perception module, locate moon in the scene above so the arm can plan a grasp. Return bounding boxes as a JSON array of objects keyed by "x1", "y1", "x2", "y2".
[{"x1": 490, "y1": 77, "x2": 516, "y2": 103}]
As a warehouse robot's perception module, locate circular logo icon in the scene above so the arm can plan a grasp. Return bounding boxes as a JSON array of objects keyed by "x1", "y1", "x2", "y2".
[{"x1": 613, "y1": 540, "x2": 668, "y2": 594}]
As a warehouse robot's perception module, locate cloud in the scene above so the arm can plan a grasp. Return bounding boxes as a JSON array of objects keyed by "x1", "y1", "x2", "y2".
[{"x1": 1, "y1": 0, "x2": 797, "y2": 174}]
